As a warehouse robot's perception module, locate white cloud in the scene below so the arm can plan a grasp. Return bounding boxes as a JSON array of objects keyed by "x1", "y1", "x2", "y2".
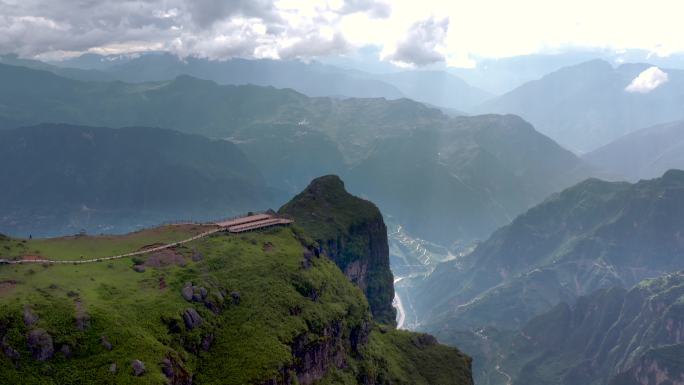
[
  {"x1": 0, "y1": 0, "x2": 388, "y2": 60},
  {"x1": 625, "y1": 66, "x2": 669, "y2": 93},
  {"x1": 381, "y1": 17, "x2": 449, "y2": 67},
  {"x1": 1, "y1": 0, "x2": 684, "y2": 66}
]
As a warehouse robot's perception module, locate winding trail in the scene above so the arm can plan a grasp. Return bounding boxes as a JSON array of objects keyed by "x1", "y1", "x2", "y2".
[
  {"x1": 4, "y1": 228, "x2": 223, "y2": 265},
  {"x1": 2, "y1": 213, "x2": 295, "y2": 266}
]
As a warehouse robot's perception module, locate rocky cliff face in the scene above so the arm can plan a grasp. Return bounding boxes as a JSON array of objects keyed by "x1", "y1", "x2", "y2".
[
  {"x1": 0, "y1": 189, "x2": 471, "y2": 384},
  {"x1": 279, "y1": 175, "x2": 396, "y2": 325},
  {"x1": 610, "y1": 345, "x2": 684, "y2": 385},
  {"x1": 489, "y1": 271, "x2": 684, "y2": 385},
  {"x1": 416, "y1": 170, "x2": 684, "y2": 332}
]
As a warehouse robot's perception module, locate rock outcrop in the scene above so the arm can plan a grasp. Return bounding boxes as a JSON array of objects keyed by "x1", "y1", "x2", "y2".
[
  {"x1": 182, "y1": 308, "x2": 203, "y2": 330},
  {"x1": 131, "y1": 359, "x2": 146, "y2": 376},
  {"x1": 279, "y1": 175, "x2": 396, "y2": 325},
  {"x1": 23, "y1": 306, "x2": 38, "y2": 327},
  {"x1": 27, "y1": 329, "x2": 54, "y2": 361}
]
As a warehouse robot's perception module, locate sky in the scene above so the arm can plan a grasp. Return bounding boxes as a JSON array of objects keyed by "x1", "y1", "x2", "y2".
[{"x1": 1, "y1": 0, "x2": 683, "y2": 68}]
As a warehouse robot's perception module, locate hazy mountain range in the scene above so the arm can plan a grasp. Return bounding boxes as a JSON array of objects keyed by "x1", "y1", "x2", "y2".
[
  {"x1": 0, "y1": 124, "x2": 282, "y2": 236},
  {"x1": 404, "y1": 170, "x2": 684, "y2": 384},
  {"x1": 2, "y1": 49, "x2": 684, "y2": 385},
  {"x1": 413, "y1": 169, "x2": 684, "y2": 333},
  {"x1": 478, "y1": 60, "x2": 684, "y2": 153},
  {"x1": 0, "y1": 62, "x2": 590, "y2": 247},
  {"x1": 0, "y1": 52, "x2": 490, "y2": 112},
  {"x1": 584, "y1": 120, "x2": 684, "y2": 181}
]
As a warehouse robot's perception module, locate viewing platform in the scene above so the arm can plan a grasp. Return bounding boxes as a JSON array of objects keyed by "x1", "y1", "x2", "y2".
[{"x1": 216, "y1": 213, "x2": 294, "y2": 233}]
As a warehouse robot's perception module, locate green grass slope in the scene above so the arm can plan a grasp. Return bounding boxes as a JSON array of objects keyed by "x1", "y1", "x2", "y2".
[{"x1": 0, "y1": 225, "x2": 472, "y2": 384}]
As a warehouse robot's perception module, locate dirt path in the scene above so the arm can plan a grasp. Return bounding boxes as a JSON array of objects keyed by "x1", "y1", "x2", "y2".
[{"x1": 4, "y1": 228, "x2": 223, "y2": 265}]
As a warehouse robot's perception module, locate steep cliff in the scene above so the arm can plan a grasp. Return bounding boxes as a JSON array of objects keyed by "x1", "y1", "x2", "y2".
[
  {"x1": 0, "y1": 195, "x2": 471, "y2": 384},
  {"x1": 416, "y1": 169, "x2": 684, "y2": 332},
  {"x1": 279, "y1": 175, "x2": 396, "y2": 325},
  {"x1": 483, "y1": 271, "x2": 684, "y2": 385}
]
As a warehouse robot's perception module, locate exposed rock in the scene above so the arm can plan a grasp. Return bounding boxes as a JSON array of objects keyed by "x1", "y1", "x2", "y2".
[
  {"x1": 497, "y1": 272, "x2": 684, "y2": 385},
  {"x1": 132, "y1": 265, "x2": 146, "y2": 273},
  {"x1": 161, "y1": 358, "x2": 174, "y2": 378},
  {"x1": 1, "y1": 336, "x2": 20, "y2": 361},
  {"x1": 289, "y1": 305, "x2": 302, "y2": 316},
  {"x1": 100, "y1": 336, "x2": 112, "y2": 351},
  {"x1": 309, "y1": 288, "x2": 320, "y2": 302},
  {"x1": 23, "y1": 305, "x2": 38, "y2": 327},
  {"x1": 293, "y1": 320, "x2": 346, "y2": 385},
  {"x1": 181, "y1": 284, "x2": 194, "y2": 302},
  {"x1": 59, "y1": 344, "x2": 72, "y2": 358},
  {"x1": 344, "y1": 260, "x2": 368, "y2": 291},
  {"x1": 145, "y1": 249, "x2": 187, "y2": 268},
  {"x1": 27, "y1": 329, "x2": 54, "y2": 361},
  {"x1": 350, "y1": 320, "x2": 371, "y2": 353},
  {"x1": 160, "y1": 355, "x2": 193, "y2": 385},
  {"x1": 109, "y1": 362, "x2": 117, "y2": 373},
  {"x1": 182, "y1": 308, "x2": 203, "y2": 330},
  {"x1": 609, "y1": 345, "x2": 684, "y2": 385},
  {"x1": 199, "y1": 287, "x2": 208, "y2": 300},
  {"x1": 301, "y1": 251, "x2": 313, "y2": 270},
  {"x1": 131, "y1": 359, "x2": 146, "y2": 376},
  {"x1": 279, "y1": 175, "x2": 396, "y2": 325},
  {"x1": 230, "y1": 291, "x2": 241, "y2": 305},
  {"x1": 191, "y1": 251, "x2": 203, "y2": 262},
  {"x1": 203, "y1": 291, "x2": 224, "y2": 314},
  {"x1": 74, "y1": 300, "x2": 90, "y2": 331},
  {"x1": 412, "y1": 333, "x2": 438, "y2": 348},
  {"x1": 201, "y1": 333, "x2": 214, "y2": 352}
]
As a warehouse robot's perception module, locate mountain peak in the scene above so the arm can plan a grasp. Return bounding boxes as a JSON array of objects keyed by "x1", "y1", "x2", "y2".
[
  {"x1": 305, "y1": 174, "x2": 346, "y2": 193},
  {"x1": 660, "y1": 169, "x2": 684, "y2": 184},
  {"x1": 280, "y1": 176, "x2": 396, "y2": 324}
]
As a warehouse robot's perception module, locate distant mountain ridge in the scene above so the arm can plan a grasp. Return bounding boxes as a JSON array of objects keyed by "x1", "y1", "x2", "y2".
[
  {"x1": 478, "y1": 59, "x2": 684, "y2": 153},
  {"x1": 6, "y1": 52, "x2": 491, "y2": 112},
  {"x1": 0, "y1": 62, "x2": 592, "y2": 247},
  {"x1": 584, "y1": 120, "x2": 684, "y2": 181},
  {"x1": 0, "y1": 124, "x2": 282, "y2": 236},
  {"x1": 413, "y1": 169, "x2": 684, "y2": 336},
  {"x1": 493, "y1": 271, "x2": 684, "y2": 385},
  {"x1": 345, "y1": 114, "x2": 591, "y2": 246}
]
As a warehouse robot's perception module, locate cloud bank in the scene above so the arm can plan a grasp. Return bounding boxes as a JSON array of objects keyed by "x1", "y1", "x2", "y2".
[
  {"x1": 382, "y1": 17, "x2": 449, "y2": 67},
  {"x1": 625, "y1": 66, "x2": 669, "y2": 93},
  {"x1": 0, "y1": 0, "x2": 390, "y2": 61},
  {"x1": 1, "y1": 0, "x2": 683, "y2": 66}
]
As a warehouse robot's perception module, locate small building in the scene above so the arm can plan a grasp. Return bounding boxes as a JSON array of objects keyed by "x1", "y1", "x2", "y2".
[{"x1": 216, "y1": 213, "x2": 293, "y2": 233}]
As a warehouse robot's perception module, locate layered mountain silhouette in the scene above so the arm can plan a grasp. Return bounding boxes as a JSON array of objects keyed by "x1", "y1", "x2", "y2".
[
  {"x1": 0, "y1": 124, "x2": 282, "y2": 236},
  {"x1": 4, "y1": 52, "x2": 490, "y2": 111},
  {"x1": 584, "y1": 120, "x2": 684, "y2": 181},
  {"x1": 478, "y1": 60, "x2": 684, "y2": 153},
  {"x1": 413, "y1": 170, "x2": 684, "y2": 334},
  {"x1": 472, "y1": 272, "x2": 684, "y2": 385},
  {"x1": 0, "y1": 62, "x2": 589, "y2": 245}
]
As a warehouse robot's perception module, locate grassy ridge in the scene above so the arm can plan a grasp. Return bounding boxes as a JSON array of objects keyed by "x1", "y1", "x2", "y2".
[
  {"x1": 0, "y1": 226, "x2": 472, "y2": 384},
  {"x1": 0, "y1": 224, "x2": 216, "y2": 261}
]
